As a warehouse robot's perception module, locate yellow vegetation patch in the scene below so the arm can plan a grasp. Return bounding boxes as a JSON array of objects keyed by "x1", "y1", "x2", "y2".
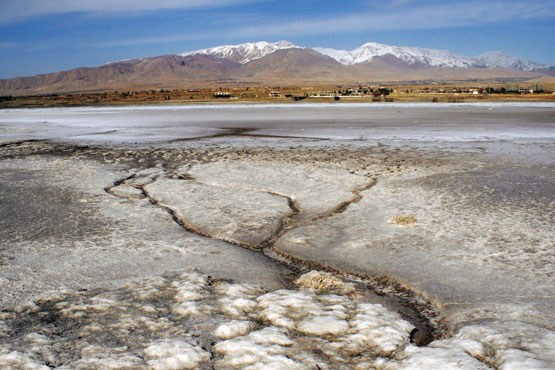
[
  {"x1": 295, "y1": 271, "x2": 343, "y2": 290},
  {"x1": 295, "y1": 271, "x2": 356, "y2": 295},
  {"x1": 388, "y1": 215, "x2": 417, "y2": 228}
]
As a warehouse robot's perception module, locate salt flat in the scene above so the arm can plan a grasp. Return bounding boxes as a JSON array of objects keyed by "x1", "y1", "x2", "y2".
[{"x1": 0, "y1": 103, "x2": 554, "y2": 369}]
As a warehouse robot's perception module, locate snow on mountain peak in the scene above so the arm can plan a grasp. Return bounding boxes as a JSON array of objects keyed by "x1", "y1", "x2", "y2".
[
  {"x1": 474, "y1": 51, "x2": 545, "y2": 71},
  {"x1": 312, "y1": 47, "x2": 351, "y2": 65},
  {"x1": 314, "y1": 42, "x2": 478, "y2": 68},
  {"x1": 179, "y1": 41, "x2": 300, "y2": 64},
  {"x1": 178, "y1": 40, "x2": 550, "y2": 71}
]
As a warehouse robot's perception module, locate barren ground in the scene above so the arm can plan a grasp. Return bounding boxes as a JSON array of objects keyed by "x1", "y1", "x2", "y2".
[{"x1": 0, "y1": 104, "x2": 554, "y2": 369}]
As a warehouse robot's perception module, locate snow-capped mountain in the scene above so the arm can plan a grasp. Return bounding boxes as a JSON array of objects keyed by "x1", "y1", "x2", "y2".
[
  {"x1": 474, "y1": 51, "x2": 546, "y2": 71},
  {"x1": 314, "y1": 42, "x2": 479, "y2": 68},
  {"x1": 179, "y1": 40, "x2": 551, "y2": 71},
  {"x1": 310, "y1": 47, "x2": 352, "y2": 65},
  {"x1": 181, "y1": 40, "x2": 480, "y2": 68},
  {"x1": 3, "y1": 40, "x2": 552, "y2": 95},
  {"x1": 179, "y1": 41, "x2": 300, "y2": 64}
]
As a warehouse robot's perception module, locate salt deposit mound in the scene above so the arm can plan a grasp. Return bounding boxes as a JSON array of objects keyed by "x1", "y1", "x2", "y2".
[{"x1": 1, "y1": 270, "x2": 551, "y2": 369}]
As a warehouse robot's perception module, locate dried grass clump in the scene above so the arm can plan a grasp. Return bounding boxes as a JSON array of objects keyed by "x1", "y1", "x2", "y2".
[
  {"x1": 295, "y1": 271, "x2": 355, "y2": 295},
  {"x1": 388, "y1": 215, "x2": 417, "y2": 228}
]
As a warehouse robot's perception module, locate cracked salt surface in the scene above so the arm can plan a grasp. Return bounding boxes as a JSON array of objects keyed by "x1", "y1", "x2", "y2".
[
  {"x1": 275, "y1": 163, "x2": 555, "y2": 328},
  {"x1": 1, "y1": 271, "x2": 551, "y2": 369},
  {"x1": 144, "y1": 178, "x2": 292, "y2": 248},
  {"x1": 2, "y1": 147, "x2": 554, "y2": 368},
  {"x1": 1, "y1": 104, "x2": 555, "y2": 368},
  {"x1": 184, "y1": 160, "x2": 370, "y2": 220},
  {"x1": 2, "y1": 103, "x2": 554, "y2": 146},
  {"x1": 0, "y1": 156, "x2": 290, "y2": 308}
]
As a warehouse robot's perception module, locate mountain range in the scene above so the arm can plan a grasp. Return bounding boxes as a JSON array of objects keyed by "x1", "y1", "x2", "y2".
[
  {"x1": 1, "y1": 41, "x2": 553, "y2": 95},
  {"x1": 185, "y1": 41, "x2": 550, "y2": 70}
]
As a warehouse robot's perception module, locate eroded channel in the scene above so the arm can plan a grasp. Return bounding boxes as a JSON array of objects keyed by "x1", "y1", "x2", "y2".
[{"x1": 102, "y1": 150, "x2": 441, "y2": 347}]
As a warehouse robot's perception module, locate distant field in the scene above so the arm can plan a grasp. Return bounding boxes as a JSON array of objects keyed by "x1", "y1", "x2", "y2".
[{"x1": 1, "y1": 85, "x2": 554, "y2": 108}]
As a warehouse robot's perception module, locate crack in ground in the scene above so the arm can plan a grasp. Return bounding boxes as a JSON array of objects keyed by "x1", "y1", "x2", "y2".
[
  {"x1": 167, "y1": 127, "x2": 331, "y2": 143},
  {"x1": 140, "y1": 185, "x2": 256, "y2": 250},
  {"x1": 295, "y1": 180, "x2": 377, "y2": 228},
  {"x1": 0, "y1": 139, "x2": 46, "y2": 148},
  {"x1": 466, "y1": 351, "x2": 499, "y2": 370},
  {"x1": 265, "y1": 245, "x2": 444, "y2": 346},
  {"x1": 257, "y1": 189, "x2": 302, "y2": 250},
  {"x1": 104, "y1": 169, "x2": 443, "y2": 346},
  {"x1": 103, "y1": 173, "x2": 136, "y2": 195}
]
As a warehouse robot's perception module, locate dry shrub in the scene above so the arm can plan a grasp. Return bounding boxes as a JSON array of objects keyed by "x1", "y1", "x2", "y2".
[
  {"x1": 388, "y1": 215, "x2": 417, "y2": 228},
  {"x1": 295, "y1": 271, "x2": 356, "y2": 295}
]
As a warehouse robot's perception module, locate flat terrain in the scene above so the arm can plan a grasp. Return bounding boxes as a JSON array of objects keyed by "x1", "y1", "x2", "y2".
[
  {"x1": 1, "y1": 87, "x2": 554, "y2": 108},
  {"x1": 0, "y1": 103, "x2": 554, "y2": 369}
]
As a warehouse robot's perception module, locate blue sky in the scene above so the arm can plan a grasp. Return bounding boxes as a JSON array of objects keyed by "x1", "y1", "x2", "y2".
[{"x1": 0, "y1": 0, "x2": 554, "y2": 78}]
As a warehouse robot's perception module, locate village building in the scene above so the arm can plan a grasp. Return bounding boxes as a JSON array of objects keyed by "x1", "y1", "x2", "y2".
[{"x1": 214, "y1": 91, "x2": 231, "y2": 98}]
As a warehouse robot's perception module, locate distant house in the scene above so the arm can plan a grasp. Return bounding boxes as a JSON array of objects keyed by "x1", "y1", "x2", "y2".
[
  {"x1": 214, "y1": 91, "x2": 231, "y2": 98},
  {"x1": 268, "y1": 91, "x2": 282, "y2": 98}
]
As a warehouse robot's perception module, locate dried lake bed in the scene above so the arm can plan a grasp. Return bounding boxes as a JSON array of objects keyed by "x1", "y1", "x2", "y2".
[{"x1": 0, "y1": 103, "x2": 554, "y2": 369}]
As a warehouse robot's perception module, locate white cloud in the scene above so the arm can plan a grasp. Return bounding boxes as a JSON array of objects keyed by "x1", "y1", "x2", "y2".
[
  {"x1": 80, "y1": 0, "x2": 555, "y2": 49},
  {"x1": 233, "y1": 1, "x2": 555, "y2": 39},
  {"x1": 0, "y1": 0, "x2": 258, "y2": 24}
]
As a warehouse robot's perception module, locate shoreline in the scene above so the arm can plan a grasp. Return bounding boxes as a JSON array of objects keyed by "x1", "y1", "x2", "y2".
[
  {"x1": 2, "y1": 100, "x2": 555, "y2": 112},
  {"x1": 1, "y1": 93, "x2": 554, "y2": 109}
]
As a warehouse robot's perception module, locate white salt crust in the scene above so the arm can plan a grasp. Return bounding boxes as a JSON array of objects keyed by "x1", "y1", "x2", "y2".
[
  {"x1": 0, "y1": 352, "x2": 50, "y2": 370},
  {"x1": 1, "y1": 271, "x2": 553, "y2": 369},
  {"x1": 214, "y1": 320, "x2": 255, "y2": 339},
  {"x1": 143, "y1": 340, "x2": 211, "y2": 370}
]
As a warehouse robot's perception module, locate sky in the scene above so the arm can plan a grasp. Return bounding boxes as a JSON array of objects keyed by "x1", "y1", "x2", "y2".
[{"x1": 0, "y1": 0, "x2": 554, "y2": 78}]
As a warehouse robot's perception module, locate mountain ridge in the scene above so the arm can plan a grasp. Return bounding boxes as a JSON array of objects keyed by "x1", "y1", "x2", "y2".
[
  {"x1": 177, "y1": 40, "x2": 551, "y2": 71},
  {"x1": 1, "y1": 40, "x2": 552, "y2": 95},
  {"x1": 314, "y1": 42, "x2": 479, "y2": 68},
  {"x1": 473, "y1": 51, "x2": 545, "y2": 71},
  {"x1": 179, "y1": 41, "x2": 300, "y2": 64}
]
